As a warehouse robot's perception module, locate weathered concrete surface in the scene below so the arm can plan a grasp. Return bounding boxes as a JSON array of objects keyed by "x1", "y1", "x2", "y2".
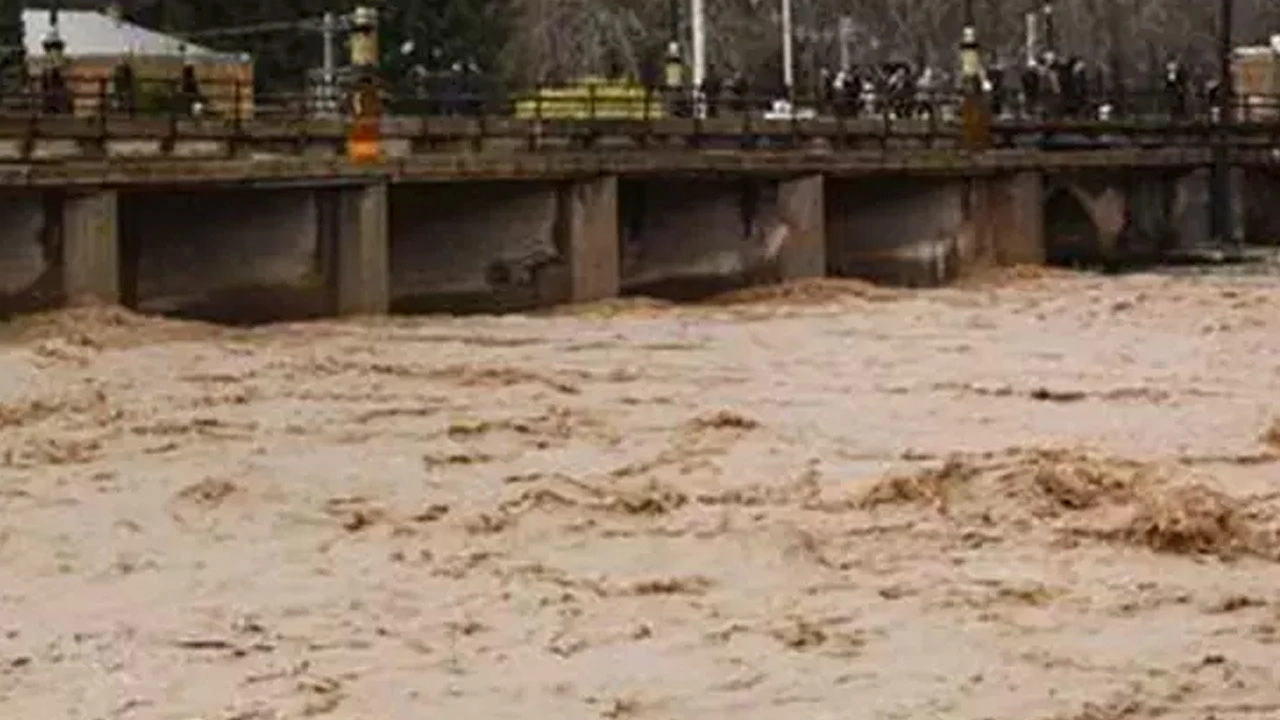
[
  {"x1": 1242, "y1": 169, "x2": 1280, "y2": 244},
  {"x1": 62, "y1": 191, "x2": 119, "y2": 305},
  {"x1": 776, "y1": 175, "x2": 826, "y2": 280},
  {"x1": 122, "y1": 189, "x2": 324, "y2": 322},
  {"x1": 388, "y1": 182, "x2": 561, "y2": 312},
  {"x1": 826, "y1": 179, "x2": 970, "y2": 286},
  {"x1": 1172, "y1": 169, "x2": 1211, "y2": 249},
  {"x1": 0, "y1": 193, "x2": 53, "y2": 313},
  {"x1": 323, "y1": 184, "x2": 390, "y2": 316},
  {"x1": 988, "y1": 173, "x2": 1045, "y2": 265},
  {"x1": 1043, "y1": 175, "x2": 1127, "y2": 265},
  {"x1": 618, "y1": 179, "x2": 789, "y2": 298},
  {"x1": 558, "y1": 176, "x2": 619, "y2": 304}
]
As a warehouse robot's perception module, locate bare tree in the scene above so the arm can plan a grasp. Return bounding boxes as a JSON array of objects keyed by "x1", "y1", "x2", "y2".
[{"x1": 499, "y1": 0, "x2": 1280, "y2": 89}]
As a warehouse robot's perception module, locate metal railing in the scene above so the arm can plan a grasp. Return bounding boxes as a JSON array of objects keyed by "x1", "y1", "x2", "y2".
[{"x1": 3, "y1": 73, "x2": 1280, "y2": 152}]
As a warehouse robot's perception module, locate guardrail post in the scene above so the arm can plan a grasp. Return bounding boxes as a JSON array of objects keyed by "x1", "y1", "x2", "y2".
[
  {"x1": 96, "y1": 77, "x2": 108, "y2": 146},
  {"x1": 788, "y1": 84, "x2": 798, "y2": 146},
  {"x1": 641, "y1": 85, "x2": 652, "y2": 148},
  {"x1": 164, "y1": 78, "x2": 177, "y2": 155},
  {"x1": 926, "y1": 92, "x2": 938, "y2": 148},
  {"x1": 835, "y1": 90, "x2": 846, "y2": 148},
  {"x1": 227, "y1": 78, "x2": 241, "y2": 157},
  {"x1": 691, "y1": 86, "x2": 702, "y2": 147},
  {"x1": 474, "y1": 90, "x2": 486, "y2": 152},
  {"x1": 880, "y1": 96, "x2": 890, "y2": 150}
]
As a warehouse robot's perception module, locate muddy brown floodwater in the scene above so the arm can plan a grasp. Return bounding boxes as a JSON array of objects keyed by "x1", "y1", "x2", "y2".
[{"x1": 4, "y1": 270, "x2": 1280, "y2": 720}]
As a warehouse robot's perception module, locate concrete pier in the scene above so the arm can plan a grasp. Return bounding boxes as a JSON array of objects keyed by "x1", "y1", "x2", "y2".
[
  {"x1": 1, "y1": 161, "x2": 1271, "y2": 320},
  {"x1": 326, "y1": 183, "x2": 390, "y2": 316},
  {"x1": 558, "y1": 176, "x2": 619, "y2": 304},
  {"x1": 987, "y1": 173, "x2": 1045, "y2": 266},
  {"x1": 776, "y1": 175, "x2": 826, "y2": 280},
  {"x1": 61, "y1": 191, "x2": 120, "y2": 305}
]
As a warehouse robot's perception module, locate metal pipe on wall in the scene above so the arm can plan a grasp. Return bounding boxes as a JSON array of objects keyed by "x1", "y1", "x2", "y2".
[
  {"x1": 781, "y1": 0, "x2": 793, "y2": 91},
  {"x1": 691, "y1": 0, "x2": 705, "y2": 91},
  {"x1": 1211, "y1": 0, "x2": 1236, "y2": 247}
]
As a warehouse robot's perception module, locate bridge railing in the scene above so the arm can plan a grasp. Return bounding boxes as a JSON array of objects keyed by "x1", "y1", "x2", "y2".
[{"x1": 5, "y1": 73, "x2": 1280, "y2": 152}]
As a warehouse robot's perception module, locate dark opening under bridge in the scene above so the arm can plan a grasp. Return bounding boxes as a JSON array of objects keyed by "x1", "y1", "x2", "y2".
[{"x1": 1, "y1": 111, "x2": 1278, "y2": 321}]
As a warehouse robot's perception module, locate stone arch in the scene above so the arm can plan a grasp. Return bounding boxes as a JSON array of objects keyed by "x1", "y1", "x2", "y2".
[
  {"x1": 0, "y1": 194, "x2": 62, "y2": 316},
  {"x1": 1049, "y1": 176, "x2": 1131, "y2": 266},
  {"x1": 1043, "y1": 184, "x2": 1102, "y2": 266}
]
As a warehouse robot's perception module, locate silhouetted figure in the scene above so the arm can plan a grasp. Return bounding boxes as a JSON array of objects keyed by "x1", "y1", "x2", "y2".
[
  {"x1": 1205, "y1": 79, "x2": 1225, "y2": 122},
  {"x1": 110, "y1": 59, "x2": 135, "y2": 115},
  {"x1": 727, "y1": 72, "x2": 747, "y2": 113},
  {"x1": 1062, "y1": 57, "x2": 1088, "y2": 117},
  {"x1": 1164, "y1": 59, "x2": 1189, "y2": 119},
  {"x1": 702, "y1": 69, "x2": 722, "y2": 118},
  {"x1": 1021, "y1": 60, "x2": 1041, "y2": 118},
  {"x1": 179, "y1": 61, "x2": 204, "y2": 117},
  {"x1": 663, "y1": 41, "x2": 688, "y2": 117},
  {"x1": 41, "y1": 66, "x2": 70, "y2": 114},
  {"x1": 988, "y1": 63, "x2": 1007, "y2": 117}
]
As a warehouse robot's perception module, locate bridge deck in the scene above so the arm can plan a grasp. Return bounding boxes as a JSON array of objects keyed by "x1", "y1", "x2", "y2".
[
  {"x1": 0, "y1": 113, "x2": 1273, "y2": 186},
  {"x1": 3, "y1": 147, "x2": 1270, "y2": 188}
]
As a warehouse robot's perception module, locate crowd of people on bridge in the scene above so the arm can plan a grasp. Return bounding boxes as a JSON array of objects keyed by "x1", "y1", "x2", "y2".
[
  {"x1": 12, "y1": 36, "x2": 1227, "y2": 125},
  {"x1": 657, "y1": 52, "x2": 1221, "y2": 122}
]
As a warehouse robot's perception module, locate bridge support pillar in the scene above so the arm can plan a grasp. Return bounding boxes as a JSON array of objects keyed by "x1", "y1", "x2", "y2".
[
  {"x1": 323, "y1": 183, "x2": 389, "y2": 316},
  {"x1": 987, "y1": 172, "x2": 1044, "y2": 266},
  {"x1": 1242, "y1": 169, "x2": 1280, "y2": 245},
  {"x1": 1172, "y1": 169, "x2": 1211, "y2": 249},
  {"x1": 61, "y1": 190, "x2": 119, "y2": 305},
  {"x1": 777, "y1": 174, "x2": 826, "y2": 280},
  {"x1": 558, "y1": 175, "x2": 619, "y2": 304}
]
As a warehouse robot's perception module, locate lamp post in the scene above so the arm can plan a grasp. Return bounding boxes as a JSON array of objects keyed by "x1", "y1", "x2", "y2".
[
  {"x1": 1041, "y1": 0, "x2": 1056, "y2": 58},
  {"x1": 781, "y1": 0, "x2": 793, "y2": 94},
  {"x1": 691, "y1": 0, "x2": 705, "y2": 107},
  {"x1": 1210, "y1": 0, "x2": 1235, "y2": 248},
  {"x1": 959, "y1": 0, "x2": 989, "y2": 148},
  {"x1": 960, "y1": 0, "x2": 979, "y2": 92},
  {"x1": 347, "y1": 5, "x2": 382, "y2": 163},
  {"x1": 42, "y1": 6, "x2": 64, "y2": 67},
  {"x1": 41, "y1": 3, "x2": 67, "y2": 114}
]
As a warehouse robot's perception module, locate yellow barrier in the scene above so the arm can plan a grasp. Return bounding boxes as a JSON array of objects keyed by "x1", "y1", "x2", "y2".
[{"x1": 514, "y1": 77, "x2": 665, "y2": 120}]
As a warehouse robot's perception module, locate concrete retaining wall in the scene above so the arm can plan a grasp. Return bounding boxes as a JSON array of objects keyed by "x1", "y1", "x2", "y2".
[
  {"x1": 827, "y1": 179, "x2": 971, "y2": 286},
  {"x1": 619, "y1": 179, "x2": 799, "y2": 298},
  {"x1": 122, "y1": 189, "x2": 322, "y2": 321},
  {"x1": 0, "y1": 194, "x2": 51, "y2": 312},
  {"x1": 388, "y1": 182, "x2": 560, "y2": 312}
]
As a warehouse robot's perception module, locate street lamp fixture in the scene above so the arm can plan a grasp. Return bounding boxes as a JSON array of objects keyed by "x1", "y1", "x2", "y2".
[
  {"x1": 43, "y1": 5, "x2": 65, "y2": 69},
  {"x1": 959, "y1": 0, "x2": 989, "y2": 149},
  {"x1": 1041, "y1": 0, "x2": 1056, "y2": 58},
  {"x1": 347, "y1": 5, "x2": 383, "y2": 163}
]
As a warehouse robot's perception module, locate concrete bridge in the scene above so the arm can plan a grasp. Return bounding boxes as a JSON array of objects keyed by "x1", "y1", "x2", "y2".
[{"x1": 1, "y1": 116, "x2": 1278, "y2": 320}]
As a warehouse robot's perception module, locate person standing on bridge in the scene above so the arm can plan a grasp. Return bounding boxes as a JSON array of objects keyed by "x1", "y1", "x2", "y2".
[
  {"x1": 1164, "y1": 59, "x2": 1189, "y2": 120},
  {"x1": 110, "y1": 56, "x2": 136, "y2": 117},
  {"x1": 663, "y1": 41, "x2": 688, "y2": 118},
  {"x1": 39, "y1": 11, "x2": 70, "y2": 115},
  {"x1": 701, "y1": 67, "x2": 722, "y2": 118},
  {"x1": 177, "y1": 45, "x2": 205, "y2": 118},
  {"x1": 727, "y1": 70, "x2": 748, "y2": 114}
]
